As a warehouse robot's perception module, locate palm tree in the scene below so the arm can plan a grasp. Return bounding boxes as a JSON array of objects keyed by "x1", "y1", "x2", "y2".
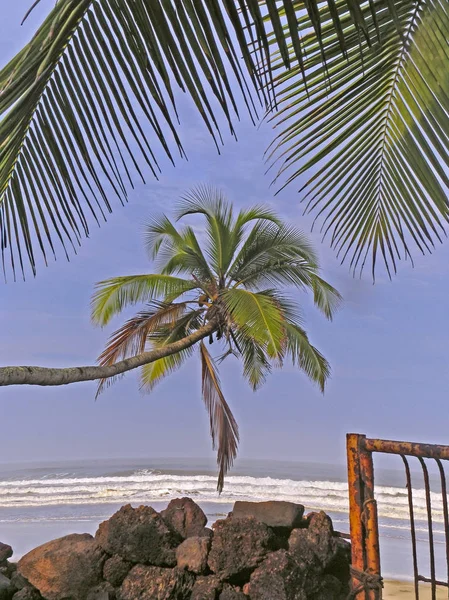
[
  {"x1": 88, "y1": 187, "x2": 341, "y2": 490},
  {"x1": 2, "y1": 0, "x2": 447, "y2": 280}
]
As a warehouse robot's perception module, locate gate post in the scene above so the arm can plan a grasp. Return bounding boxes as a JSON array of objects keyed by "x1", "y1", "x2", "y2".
[{"x1": 347, "y1": 433, "x2": 382, "y2": 600}]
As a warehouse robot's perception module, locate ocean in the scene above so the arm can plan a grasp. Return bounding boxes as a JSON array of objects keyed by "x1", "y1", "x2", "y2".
[{"x1": 0, "y1": 457, "x2": 447, "y2": 581}]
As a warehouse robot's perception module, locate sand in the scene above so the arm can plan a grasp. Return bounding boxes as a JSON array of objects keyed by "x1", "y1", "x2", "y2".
[{"x1": 384, "y1": 580, "x2": 448, "y2": 598}]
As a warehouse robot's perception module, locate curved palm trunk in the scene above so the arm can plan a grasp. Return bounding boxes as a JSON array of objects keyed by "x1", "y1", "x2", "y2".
[{"x1": 0, "y1": 321, "x2": 217, "y2": 387}]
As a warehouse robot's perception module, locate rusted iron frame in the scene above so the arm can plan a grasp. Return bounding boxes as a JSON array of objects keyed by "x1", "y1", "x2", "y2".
[
  {"x1": 402, "y1": 455, "x2": 420, "y2": 600},
  {"x1": 435, "y1": 458, "x2": 449, "y2": 598},
  {"x1": 347, "y1": 434, "x2": 382, "y2": 600},
  {"x1": 364, "y1": 438, "x2": 449, "y2": 460},
  {"x1": 418, "y1": 457, "x2": 437, "y2": 600}
]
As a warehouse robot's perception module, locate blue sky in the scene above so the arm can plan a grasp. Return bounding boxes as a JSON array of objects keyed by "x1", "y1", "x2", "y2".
[{"x1": 1, "y1": 2, "x2": 448, "y2": 471}]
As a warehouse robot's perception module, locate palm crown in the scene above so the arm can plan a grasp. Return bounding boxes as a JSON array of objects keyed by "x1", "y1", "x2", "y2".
[{"x1": 91, "y1": 187, "x2": 341, "y2": 490}]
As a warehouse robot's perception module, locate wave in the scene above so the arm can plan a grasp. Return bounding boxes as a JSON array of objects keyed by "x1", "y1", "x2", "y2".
[{"x1": 0, "y1": 470, "x2": 448, "y2": 527}]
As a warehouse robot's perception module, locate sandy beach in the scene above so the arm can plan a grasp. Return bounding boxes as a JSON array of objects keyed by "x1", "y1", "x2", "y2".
[{"x1": 384, "y1": 580, "x2": 447, "y2": 598}]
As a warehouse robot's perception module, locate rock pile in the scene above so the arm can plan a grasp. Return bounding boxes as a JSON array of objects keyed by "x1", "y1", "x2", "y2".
[{"x1": 0, "y1": 498, "x2": 351, "y2": 600}]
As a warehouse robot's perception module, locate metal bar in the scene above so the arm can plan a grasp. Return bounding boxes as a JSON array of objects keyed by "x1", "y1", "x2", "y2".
[
  {"x1": 347, "y1": 433, "x2": 367, "y2": 600},
  {"x1": 418, "y1": 576, "x2": 449, "y2": 587},
  {"x1": 365, "y1": 439, "x2": 449, "y2": 461},
  {"x1": 402, "y1": 455, "x2": 420, "y2": 600},
  {"x1": 359, "y1": 445, "x2": 381, "y2": 600},
  {"x1": 418, "y1": 457, "x2": 437, "y2": 600},
  {"x1": 435, "y1": 459, "x2": 449, "y2": 599}
]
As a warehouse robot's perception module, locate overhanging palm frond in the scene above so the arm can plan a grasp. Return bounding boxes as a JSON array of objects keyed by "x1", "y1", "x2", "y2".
[
  {"x1": 268, "y1": 0, "x2": 449, "y2": 277},
  {"x1": 1, "y1": 0, "x2": 403, "y2": 279},
  {"x1": 91, "y1": 274, "x2": 196, "y2": 325},
  {"x1": 200, "y1": 341, "x2": 239, "y2": 493}
]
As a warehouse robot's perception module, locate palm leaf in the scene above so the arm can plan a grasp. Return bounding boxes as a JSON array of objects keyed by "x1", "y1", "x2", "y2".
[
  {"x1": 1, "y1": 0, "x2": 403, "y2": 279},
  {"x1": 95, "y1": 301, "x2": 189, "y2": 396},
  {"x1": 234, "y1": 330, "x2": 272, "y2": 390},
  {"x1": 199, "y1": 341, "x2": 239, "y2": 493},
  {"x1": 268, "y1": 0, "x2": 449, "y2": 276},
  {"x1": 91, "y1": 274, "x2": 196, "y2": 325}
]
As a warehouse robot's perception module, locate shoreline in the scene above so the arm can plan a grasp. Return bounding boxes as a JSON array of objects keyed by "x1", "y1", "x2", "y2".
[{"x1": 384, "y1": 580, "x2": 447, "y2": 598}]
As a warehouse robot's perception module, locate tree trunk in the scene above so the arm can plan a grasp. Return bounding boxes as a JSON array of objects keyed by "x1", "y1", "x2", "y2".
[{"x1": 0, "y1": 321, "x2": 217, "y2": 387}]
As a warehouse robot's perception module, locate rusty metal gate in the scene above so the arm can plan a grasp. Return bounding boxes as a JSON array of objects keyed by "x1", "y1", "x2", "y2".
[{"x1": 347, "y1": 433, "x2": 449, "y2": 600}]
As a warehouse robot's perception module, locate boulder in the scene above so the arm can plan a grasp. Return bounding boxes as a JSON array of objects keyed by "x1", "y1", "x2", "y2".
[
  {"x1": 219, "y1": 584, "x2": 247, "y2": 599},
  {"x1": 191, "y1": 576, "x2": 222, "y2": 600},
  {"x1": 12, "y1": 590, "x2": 41, "y2": 600},
  {"x1": 0, "y1": 546, "x2": 12, "y2": 565},
  {"x1": 96, "y1": 505, "x2": 178, "y2": 566},
  {"x1": 307, "y1": 574, "x2": 342, "y2": 600},
  {"x1": 103, "y1": 555, "x2": 132, "y2": 587},
  {"x1": 324, "y1": 538, "x2": 351, "y2": 595},
  {"x1": 247, "y1": 550, "x2": 306, "y2": 600},
  {"x1": 176, "y1": 537, "x2": 210, "y2": 574},
  {"x1": 18, "y1": 533, "x2": 105, "y2": 600},
  {"x1": 161, "y1": 498, "x2": 208, "y2": 539},
  {"x1": 0, "y1": 573, "x2": 14, "y2": 600},
  {"x1": 9, "y1": 572, "x2": 29, "y2": 592},
  {"x1": 118, "y1": 565, "x2": 194, "y2": 600},
  {"x1": 289, "y1": 512, "x2": 336, "y2": 570},
  {"x1": 208, "y1": 517, "x2": 275, "y2": 584},
  {"x1": 232, "y1": 502, "x2": 304, "y2": 531}
]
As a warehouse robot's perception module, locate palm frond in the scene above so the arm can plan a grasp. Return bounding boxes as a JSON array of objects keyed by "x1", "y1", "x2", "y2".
[
  {"x1": 95, "y1": 301, "x2": 189, "y2": 396},
  {"x1": 91, "y1": 274, "x2": 196, "y2": 325},
  {"x1": 221, "y1": 287, "x2": 285, "y2": 357},
  {"x1": 268, "y1": 0, "x2": 449, "y2": 276},
  {"x1": 283, "y1": 322, "x2": 331, "y2": 392},
  {"x1": 200, "y1": 341, "x2": 239, "y2": 493},
  {"x1": 0, "y1": 0, "x2": 402, "y2": 279},
  {"x1": 140, "y1": 309, "x2": 204, "y2": 391},
  {"x1": 234, "y1": 330, "x2": 272, "y2": 391}
]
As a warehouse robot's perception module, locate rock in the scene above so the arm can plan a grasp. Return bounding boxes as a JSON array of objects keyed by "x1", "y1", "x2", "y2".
[
  {"x1": 325, "y1": 537, "x2": 351, "y2": 593},
  {"x1": 232, "y1": 502, "x2": 304, "y2": 531},
  {"x1": 9, "y1": 572, "x2": 30, "y2": 592},
  {"x1": 176, "y1": 536, "x2": 210, "y2": 574},
  {"x1": 289, "y1": 512, "x2": 336, "y2": 570},
  {"x1": 86, "y1": 582, "x2": 116, "y2": 600},
  {"x1": 0, "y1": 573, "x2": 14, "y2": 600},
  {"x1": 308, "y1": 574, "x2": 342, "y2": 600},
  {"x1": 118, "y1": 565, "x2": 194, "y2": 600},
  {"x1": 103, "y1": 555, "x2": 132, "y2": 587},
  {"x1": 208, "y1": 517, "x2": 275, "y2": 584},
  {"x1": 191, "y1": 576, "x2": 222, "y2": 600},
  {"x1": 0, "y1": 545, "x2": 13, "y2": 564},
  {"x1": 12, "y1": 590, "x2": 41, "y2": 600},
  {"x1": 219, "y1": 584, "x2": 247, "y2": 599},
  {"x1": 96, "y1": 505, "x2": 178, "y2": 566},
  {"x1": 247, "y1": 550, "x2": 306, "y2": 600},
  {"x1": 161, "y1": 498, "x2": 208, "y2": 539},
  {"x1": 18, "y1": 533, "x2": 105, "y2": 600}
]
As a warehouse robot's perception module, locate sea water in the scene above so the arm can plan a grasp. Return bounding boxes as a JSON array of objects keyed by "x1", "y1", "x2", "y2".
[{"x1": 0, "y1": 457, "x2": 446, "y2": 581}]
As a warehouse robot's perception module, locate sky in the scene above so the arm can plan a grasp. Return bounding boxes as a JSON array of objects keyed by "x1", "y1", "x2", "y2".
[{"x1": 1, "y1": 2, "x2": 449, "y2": 473}]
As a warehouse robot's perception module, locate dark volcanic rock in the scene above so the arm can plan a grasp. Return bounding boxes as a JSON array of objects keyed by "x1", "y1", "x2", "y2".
[
  {"x1": 208, "y1": 517, "x2": 275, "y2": 584},
  {"x1": 96, "y1": 505, "x2": 178, "y2": 566},
  {"x1": 9, "y1": 571, "x2": 29, "y2": 592},
  {"x1": 289, "y1": 512, "x2": 336, "y2": 570},
  {"x1": 232, "y1": 502, "x2": 304, "y2": 531},
  {"x1": 191, "y1": 576, "x2": 222, "y2": 600},
  {"x1": 325, "y1": 538, "x2": 351, "y2": 595},
  {"x1": 248, "y1": 550, "x2": 306, "y2": 600},
  {"x1": 118, "y1": 565, "x2": 194, "y2": 600},
  {"x1": 219, "y1": 584, "x2": 247, "y2": 600},
  {"x1": 12, "y1": 590, "x2": 41, "y2": 600},
  {"x1": 308, "y1": 574, "x2": 342, "y2": 600},
  {"x1": 0, "y1": 573, "x2": 14, "y2": 600},
  {"x1": 86, "y1": 582, "x2": 116, "y2": 600},
  {"x1": 161, "y1": 498, "x2": 208, "y2": 539},
  {"x1": 176, "y1": 536, "x2": 210, "y2": 574},
  {"x1": 103, "y1": 555, "x2": 132, "y2": 587},
  {"x1": 0, "y1": 545, "x2": 12, "y2": 564},
  {"x1": 18, "y1": 534, "x2": 105, "y2": 600}
]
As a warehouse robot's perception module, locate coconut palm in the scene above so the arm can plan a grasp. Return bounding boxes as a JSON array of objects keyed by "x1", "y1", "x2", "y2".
[
  {"x1": 2, "y1": 0, "x2": 447, "y2": 280},
  {"x1": 89, "y1": 187, "x2": 341, "y2": 490}
]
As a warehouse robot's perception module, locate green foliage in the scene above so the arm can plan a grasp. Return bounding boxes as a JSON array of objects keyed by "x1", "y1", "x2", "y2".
[
  {"x1": 92, "y1": 188, "x2": 340, "y2": 490},
  {"x1": 1, "y1": 0, "x2": 409, "y2": 279}
]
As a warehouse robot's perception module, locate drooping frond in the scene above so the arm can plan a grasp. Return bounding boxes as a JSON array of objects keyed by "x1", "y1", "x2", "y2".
[
  {"x1": 200, "y1": 342, "x2": 239, "y2": 493},
  {"x1": 95, "y1": 301, "x2": 189, "y2": 396},
  {"x1": 91, "y1": 274, "x2": 196, "y2": 325},
  {"x1": 268, "y1": 0, "x2": 449, "y2": 277},
  {"x1": 282, "y1": 322, "x2": 331, "y2": 392},
  {"x1": 140, "y1": 310, "x2": 204, "y2": 391},
  {"x1": 234, "y1": 330, "x2": 272, "y2": 391},
  {"x1": 221, "y1": 287, "x2": 285, "y2": 357},
  {"x1": 1, "y1": 0, "x2": 403, "y2": 279}
]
